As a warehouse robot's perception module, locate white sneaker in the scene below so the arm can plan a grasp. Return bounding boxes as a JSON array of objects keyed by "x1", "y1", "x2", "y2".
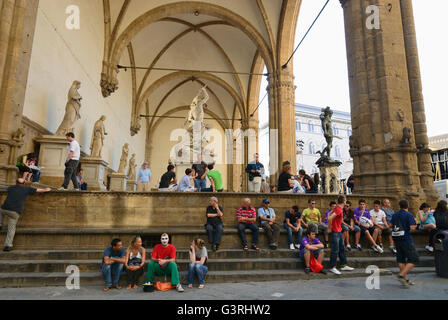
[
  {"x1": 376, "y1": 245, "x2": 383, "y2": 254},
  {"x1": 425, "y1": 245, "x2": 434, "y2": 252},
  {"x1": 289, "y1": 244, "x2": 295, "y2": 250},
  {"x1": 340, "y1": 265, "x2": 354, "y2": 271},
  {"x1": 329, "y1": 267, "x2": 341, "y2": 275},
  {"x1": 57, "y1": 187, "x2": 66, "y2": 191},
  {"x1": 294, "y1": 244, "x2": 300, "y2": 250},
  {"x1": 176, "y1": 284, "x2": 184, "y2": 292},
  {"x1": 372, "y1": 245, "x2": 379, "y2": 252}
]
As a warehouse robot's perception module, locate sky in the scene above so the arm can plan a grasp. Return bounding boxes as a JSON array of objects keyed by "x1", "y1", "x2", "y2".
[{"x1": 259, "y1": 0, "x2": 448, "y2": 137}]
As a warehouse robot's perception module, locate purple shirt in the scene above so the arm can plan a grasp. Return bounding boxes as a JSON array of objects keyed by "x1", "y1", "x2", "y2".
[
  {"x1": 353, "y1": 207, "x2": 370, "y2": 222},
  {"x1": 299, "y1": 236, "x2": 322, "y2": 256},
  {"x1": 323, "y1": 209, "x2": 331, "y2": 225}
]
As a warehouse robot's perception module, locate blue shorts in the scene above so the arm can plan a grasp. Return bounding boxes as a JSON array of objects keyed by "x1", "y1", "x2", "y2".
[{"x1": 299, "y1": 248, "x2": 323, "y2": 260}]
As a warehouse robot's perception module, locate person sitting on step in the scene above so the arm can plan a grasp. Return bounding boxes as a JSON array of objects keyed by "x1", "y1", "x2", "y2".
[
  {"x1": 177, "y1": 168, "x2": 196, "y2": 192},
  {"x1": 187, "y1": 238, "x2": 208, "y2": 289},
  {"x1": 418, "y1": 203, "x2": 436, "y2": 252},
  {"x1": 124, "y1": 236, "x2": 146, "y2": 290},
  {"x1": 102, "y1": 238, "x2": 126, "y2": 292},
  {"x1": 299, "y1": 229, "x2": 326, "y2": 274},
  {"x1": 283, "y1": 205, "x2": 303, "y2": 250},
  {"x1": 236, "y1": 198, "x2": 259, "y2": 251},
  {"x1": 341, "y1": 201, "x2": 360, "y2": 251},
  {"x1": 354, "y1": 199, "x2": 383, "y2": 253},
  {"x1": 158, "y1": 165, "x2": 177, "y2": 192},
  {"x1": 145, "y1": 233, "x2": 184, "y2": 292},
  {"x1": 258, "y1": 199, "x2": 280, "y2": 250},
  {"x1": 205, "y1": 197, "x2": 224, "y2": 252},
  {"x1": 301, "y1": 199, "x2": 328, "y2": 248},
  {"x1": 370, "y1": 200, "x2": 390, "y2": 251}
]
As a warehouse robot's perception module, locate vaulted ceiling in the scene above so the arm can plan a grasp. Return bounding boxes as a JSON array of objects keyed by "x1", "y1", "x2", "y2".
[{"x1": 101, "y1": 0, "x2": 302, "y2": 137}]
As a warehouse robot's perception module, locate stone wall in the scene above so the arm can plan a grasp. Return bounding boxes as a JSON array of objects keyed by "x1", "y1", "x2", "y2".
[{"x1": 0, "y1": 191, "x2": 398, "y2": 229}]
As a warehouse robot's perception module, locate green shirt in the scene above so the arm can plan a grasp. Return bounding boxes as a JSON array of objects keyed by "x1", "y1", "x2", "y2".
[
  {"x1": 206, "y1": 169, "x2": 223, "y2": 191},
  {"x1": 302, "y1": 208, "x2": 321, "y2": 224}
]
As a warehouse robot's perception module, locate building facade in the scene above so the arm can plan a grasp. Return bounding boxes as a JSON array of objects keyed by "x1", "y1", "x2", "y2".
[{"x1": 260, "y1": 103, "x2": 353, "y2": 180}]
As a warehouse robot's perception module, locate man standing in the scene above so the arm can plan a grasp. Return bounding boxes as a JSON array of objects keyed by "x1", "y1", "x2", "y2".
[
  {"x1": 59, "y1": 132, "x2": 81, "y2": 191},
  {"x1": 145, "y1": 233, "x2": 184, "y2": 292},
  {"x1": 327, "y1": 195, "x2": 355, "y2": 275},
  {"x1": 245, "y1": 153, "x2": 265, "y2": 193},
  {"x1": 258, "y1": 199, "x2": 280, "y2": 250},
  {"x1": 102, "y1": 238, "x2": 126, "y2": 291},
  {"x1": 391, "y1": 200, "x2": 419, "y2": 287},
  {"x1": 381, "y1": 198, "x2": 397, "y2": 254},
  {"x1": 236, "y1": 198, "x2": 259, "y2": 251},
  {"x1": 0, "y1": 178, "x2": 51, "y2": 251},
  {"x1": 137, "y1": 161, "x2": 152, "y2": 192},
  {"x1": 192, "y1": 155, "x2": 207, "y2": 192},
  {"x1": 301, "y1": 199, "x2": 328, "y2": 247}
]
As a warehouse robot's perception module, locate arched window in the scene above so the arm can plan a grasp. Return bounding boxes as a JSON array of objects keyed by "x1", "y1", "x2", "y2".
[
  {"x1": 335, "y1": 145, "x2": 341, "y2": 159},
  {"x1": 309, "y1": 142, "x2": 315, "y2": 155},
  {"x1": 308, "y1": 121, "x2": 314, "y2": 133},
  {"x1": 347, "y1": 127, "x2": 352, "y2": 137},
  {"x1": 333, "y1": 125, "x2": 339, "y2": 136}
]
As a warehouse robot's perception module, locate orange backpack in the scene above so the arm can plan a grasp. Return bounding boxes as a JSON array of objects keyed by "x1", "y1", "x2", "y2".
[{"x1": 154, "y1": 281, "x2": 174, "y2": 291}]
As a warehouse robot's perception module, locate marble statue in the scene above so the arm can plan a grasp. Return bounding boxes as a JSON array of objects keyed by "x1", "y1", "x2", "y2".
[
  {"x1": 185, "y1": 85, "x2": 209, "y2": 133},
  {"x1": 117, "y1": 143, "x2": 129, "y2": 174},
  {"x1": 55, "y1": 81, "x2": 82, "y2": 136},
  {"x1": 90, "y1": 115, "x2": 107, "y2": 158},
  {"x1": 127, "y1": 153, "x2": 136, "y2": 180}
]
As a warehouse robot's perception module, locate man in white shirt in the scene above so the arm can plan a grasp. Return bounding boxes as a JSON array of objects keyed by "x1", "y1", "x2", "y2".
[
  {"x1": 369, "y1": 200, "x2": 390, "y2": 250},
  {"x1": 59, "y1": 132, "x2": 81, "y2": 190}
]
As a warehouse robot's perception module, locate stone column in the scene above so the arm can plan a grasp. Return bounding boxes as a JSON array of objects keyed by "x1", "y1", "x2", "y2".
[
  {"x1": 400, "y1": 0, "x2": 439, "y2": 205},
  {"x1": 341, "y1": 0, "x2": 434, "y2": 209},
  {"x1": 267, "y1": 68, "x2": 296, "y2": 185},
  {"x1": 80, "y1": 157, "x2": 108, "y2": 191},
  {"x1": 0, "y1": 0, "x2": 39, "y2": 184}
]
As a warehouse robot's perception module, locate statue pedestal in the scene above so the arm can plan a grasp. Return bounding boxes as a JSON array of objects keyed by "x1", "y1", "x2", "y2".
[
  {"x1": 317, "y1": 160, "x2": 342, "y2": 194},
  {"x1": 35, "y1": 135, "x2": 69, "y2": 187},
  {"x1": 126, "y1": 180, "x2": 137, "y2": 192},
  {"x1": 109, "y1": 173, "x2": 127, "y2": 191},
  {"x1": 80, "y1": 157, "x2": 108, "y2": 191}
]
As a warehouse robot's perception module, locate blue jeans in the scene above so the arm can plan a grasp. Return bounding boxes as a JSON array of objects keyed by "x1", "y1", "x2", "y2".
[
  {"x1": 31, "y1": 169, "x2": 41, "y2": 182},
  {"x1": 205, "y1": 223, "x2": 223, "y2": 245},
  {"x1": 200, "y1": 187, "x2": 223, "y2": 192},
  {"x1": 194, "y1": 178, "x2": 207, "y2": 191},
  {"x1": 102, "y1": 262, "x2": 124, "y2": 287},
  {"x1": 187, "y1": 263, "x2": 208, "y2": 285},
  {"x1": 237, "y1": 223, "x2": 259, "y2": 245},
  {"x1": 330, "y1": 232, "x2": 347, "y2": 268},
  {"x1": 283, "y1": 222, "x2": 302, "y2": 245}
]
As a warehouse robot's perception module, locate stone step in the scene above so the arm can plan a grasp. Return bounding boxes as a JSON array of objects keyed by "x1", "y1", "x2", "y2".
[
  {"x1": 0, "y1": 227, "x2": 432, "y2": 249},
  {"x1": 0, "y1": 267, "x2": 435, "y2": 288},
  {"x1": 0, "y1": 256, "x2": 434, "y2": 273},
  {"x1": 0, "y1": 248, "x2": 434, "y2": 261}
]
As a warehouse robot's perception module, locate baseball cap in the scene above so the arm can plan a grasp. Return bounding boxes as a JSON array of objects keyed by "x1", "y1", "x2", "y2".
[{"x1": 262, "y1": 199, "x2": 270, "y2": 204}]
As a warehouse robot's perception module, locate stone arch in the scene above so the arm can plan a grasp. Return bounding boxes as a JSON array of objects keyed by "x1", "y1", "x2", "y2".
[
  {"x1": 136, "y1": 71, "x2": 244, "y2": 129},
  {"x1": 102, "y1": 1, "x2": 274, "y2": 97}
]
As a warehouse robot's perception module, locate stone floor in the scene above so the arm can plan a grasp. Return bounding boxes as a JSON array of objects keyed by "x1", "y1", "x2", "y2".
[{"x1": 0, "y1": 273, "x2": 446, "y2": 300}]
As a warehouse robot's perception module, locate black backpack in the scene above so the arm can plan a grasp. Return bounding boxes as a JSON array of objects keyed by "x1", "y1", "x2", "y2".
[{"x1": 391, "y1": 214, "x2": 406, "y2": 241}]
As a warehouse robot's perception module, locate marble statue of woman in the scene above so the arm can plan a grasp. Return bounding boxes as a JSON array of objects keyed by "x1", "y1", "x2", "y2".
[
  {"x1": 127, "y1": 153, "x2": 136, "y2": 180},
  {"x1": 55, "y1": 81, "x2": 82, "y2": 136},
  {"x1": 117, "y1": 143, "x2": 129, "y2": 174},
  {"x1": 90, "y1": 115, "x2": 107, "y2": 158},
  {"x1": 185, "y1": 85, "x2": 209, "y2": 133}
]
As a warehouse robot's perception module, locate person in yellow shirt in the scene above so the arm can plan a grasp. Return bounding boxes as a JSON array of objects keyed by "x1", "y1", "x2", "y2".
[{"x1": 301, "y1": 199, "x2": 329, "y2": 247}]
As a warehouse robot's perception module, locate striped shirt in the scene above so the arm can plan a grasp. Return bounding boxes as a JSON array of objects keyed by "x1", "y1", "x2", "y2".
[{"x1": 236, "y1": 206, "x2": 257, "y2": 224}]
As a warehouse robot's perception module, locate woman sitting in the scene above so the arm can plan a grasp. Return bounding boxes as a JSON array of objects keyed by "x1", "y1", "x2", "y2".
[
  {"x1": 277, "y1": 163, "x2": 294, "y2": 193},
  {"x1": 428, "y1": 201, "x2": 448, "y2": 253},
  {"x1": 124, "y1": 236, "x2": 146, "y2": 290},
  {"x1": 16, "y1": 153, "x2": 32, "y2": 181},
  {"x1": 187, "y1": 238, "x2": 208, "y2": 289}
]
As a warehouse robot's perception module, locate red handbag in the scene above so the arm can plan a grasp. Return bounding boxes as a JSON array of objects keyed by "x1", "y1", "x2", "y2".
[
  {"x1": 155, "y1": 281, "x2": 175, "y2": 291},
  {"x1": 309, "y1": 254, "x2": 323, "y2": 273}
]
